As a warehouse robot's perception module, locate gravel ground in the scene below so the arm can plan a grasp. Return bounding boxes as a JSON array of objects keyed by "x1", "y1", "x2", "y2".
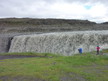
[{"x1": 0, "y1": 55, "x2": 39, "y2": 60}]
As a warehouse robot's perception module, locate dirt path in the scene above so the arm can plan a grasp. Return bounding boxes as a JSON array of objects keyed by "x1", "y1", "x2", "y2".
[{"x1": 0, "y1": 55, "x2": 39, "y2": 60}]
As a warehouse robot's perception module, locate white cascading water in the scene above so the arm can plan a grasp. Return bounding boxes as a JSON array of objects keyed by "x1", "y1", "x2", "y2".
[{"x1": 9, "y1": 31, "x2": 108, "y2": 56}]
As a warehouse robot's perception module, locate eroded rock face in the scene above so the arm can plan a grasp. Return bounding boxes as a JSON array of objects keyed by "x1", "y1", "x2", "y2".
[
  {"x1": 9, "y1": 31, "x2": 108, "y2": 56},
  {"x1": 0, "y1": 36, "x2": 12, "y2": 53}
]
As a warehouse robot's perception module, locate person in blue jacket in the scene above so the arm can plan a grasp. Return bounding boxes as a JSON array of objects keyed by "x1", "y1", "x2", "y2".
[{"x1": 78, "y1": 48, "x2": 83, "y2": 54}]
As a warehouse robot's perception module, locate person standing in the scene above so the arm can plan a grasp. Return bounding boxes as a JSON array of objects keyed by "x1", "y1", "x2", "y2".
[
  {"x1": 78, "y1": 48, "x2": 83, "y2": 54},
  {"x1": 96, "y1": 46, "x2": 100, "y2": 55}
]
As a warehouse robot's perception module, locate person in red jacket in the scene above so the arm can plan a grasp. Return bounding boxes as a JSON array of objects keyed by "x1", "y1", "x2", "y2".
[{"x1": 96, "y1": 46, "x2": 100, "y2": 55}]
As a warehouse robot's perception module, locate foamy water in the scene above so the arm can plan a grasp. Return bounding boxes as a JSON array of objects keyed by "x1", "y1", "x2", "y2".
[{"x1": 9, "y1": 30, "x2": 108, "y2": 55}]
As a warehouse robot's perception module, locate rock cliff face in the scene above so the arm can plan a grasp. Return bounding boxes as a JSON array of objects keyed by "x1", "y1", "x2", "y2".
[
  {"x1": 0, "y1": 18, "x2": 108, "y2": 54},
  {"x1": 0, "y1": 36, "x2": 12, "y2": 53},
  {"x1": 9, "y1": 31, "x2": 108, "y2": 55},
  {"x1": 0, "y1": 18, "x2": 96, "y2": 33}
]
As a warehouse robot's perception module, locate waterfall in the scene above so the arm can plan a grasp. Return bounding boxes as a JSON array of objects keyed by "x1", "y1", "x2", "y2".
[{"x1": 9, "y1": 31, "x2": 108, "y2": 55}]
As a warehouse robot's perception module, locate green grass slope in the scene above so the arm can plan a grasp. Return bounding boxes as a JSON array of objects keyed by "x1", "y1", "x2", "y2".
[{"x1": 0, "y1": 52, "x2": 108, "y2": 81}]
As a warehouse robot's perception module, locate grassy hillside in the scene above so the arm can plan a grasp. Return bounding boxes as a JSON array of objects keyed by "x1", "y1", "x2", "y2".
[
  {"x1": 0, "y1": 52, "x2": 108, "y2": 81},
  {"x1": 0, "y1": 18, "x2": 105, "y2": 33},
  {"x1": 0, "y1": 18, "x2": 108, "y2": 33},
  {"x1": 0, "y1": 18, "x2": 96, "y2": 26}
]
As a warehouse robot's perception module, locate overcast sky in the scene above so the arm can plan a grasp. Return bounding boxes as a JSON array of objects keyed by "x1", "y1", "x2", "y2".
[{"x1": 0, "y1": 0, "x2": 108, "y2": 23}]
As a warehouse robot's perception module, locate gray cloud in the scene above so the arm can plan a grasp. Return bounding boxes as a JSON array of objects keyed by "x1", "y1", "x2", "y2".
[
  {"x1": 71, "y1": 0, "x2": 107, "y2": 3},
  {"x1": 0, "y1": 0, "x2": 108, "y2": 22}
]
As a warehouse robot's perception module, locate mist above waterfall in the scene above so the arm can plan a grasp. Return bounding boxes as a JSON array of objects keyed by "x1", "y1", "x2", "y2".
[{"x1": 9, "y1": 31, "x2": 108, "y2": 56}]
